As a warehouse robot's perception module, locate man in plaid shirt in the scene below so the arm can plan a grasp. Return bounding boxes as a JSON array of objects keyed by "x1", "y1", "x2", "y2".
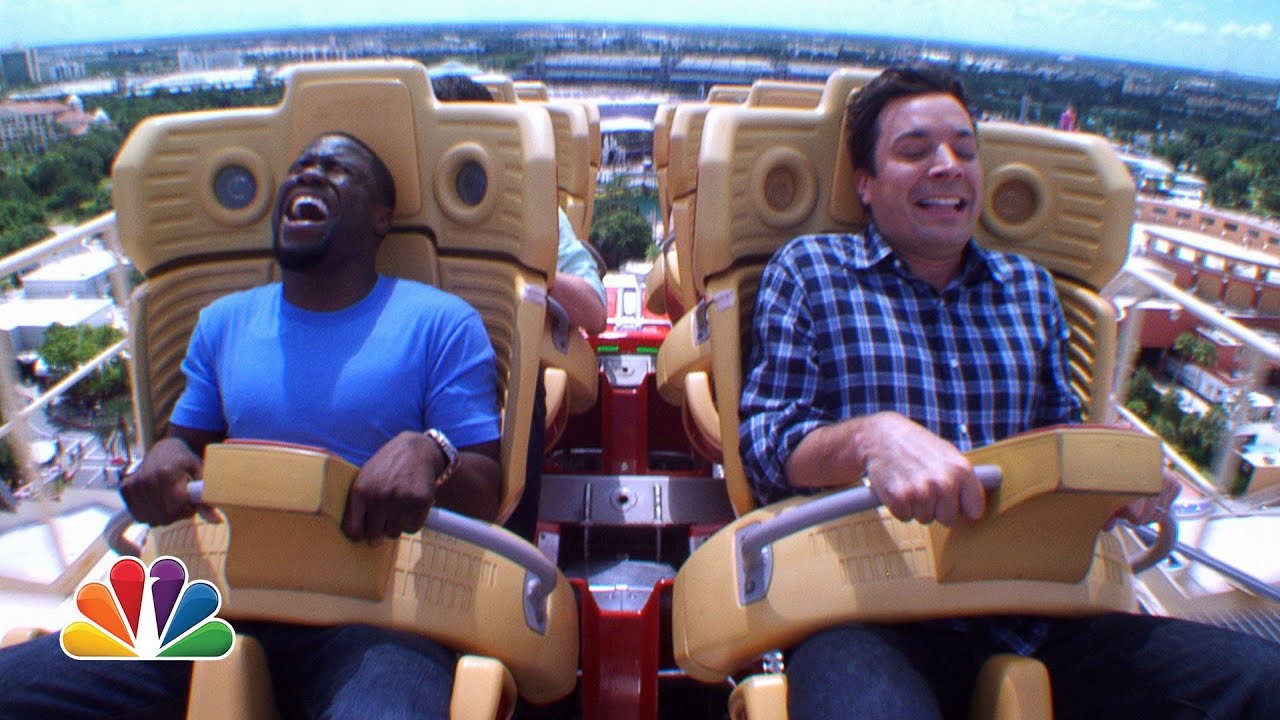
[{"x1": 739, "y1": 64, "x2": 1280, "y2": 720}]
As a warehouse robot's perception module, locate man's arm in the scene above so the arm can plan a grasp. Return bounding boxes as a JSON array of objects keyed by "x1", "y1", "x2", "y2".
[
  {"x1": 550, "y1": 273, "x2": 607, "y2": 334},
  {"x1": 786, "y1": 412, "x2": 986, "y2": 527},
  {"x1": 119, "y1": 424, "x2": 224, "y2": 525},
  {"x1": 553, "y1": 208, "x2": 607, "y2": 334},
  {"x1": 437, "y1": 440, "x2": 501, "y2": 520},
  {"x1": 341, "y1": 432, "x2": 502, "y2": 544}
]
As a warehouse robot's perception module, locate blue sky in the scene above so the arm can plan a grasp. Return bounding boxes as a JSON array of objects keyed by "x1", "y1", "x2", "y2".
[{"x1": 5, "y1": 0, "x2": 1279, "y2": 79}]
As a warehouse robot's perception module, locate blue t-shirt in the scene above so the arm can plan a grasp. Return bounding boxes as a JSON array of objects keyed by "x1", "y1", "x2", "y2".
[{"x1": 170, "y1": 275, "x2": 501, "y2": 465}]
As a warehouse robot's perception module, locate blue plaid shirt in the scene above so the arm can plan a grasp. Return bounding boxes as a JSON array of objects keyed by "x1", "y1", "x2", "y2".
[
  {"x1": 739, "y1": 225, "x2": 1081, "y2": 655},
  {"x1": 740, "y1": 224, "x2": 1080, "y2": 506}
]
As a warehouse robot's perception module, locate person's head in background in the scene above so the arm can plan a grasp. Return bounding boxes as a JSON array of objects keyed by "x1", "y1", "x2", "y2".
[{"x1": 432, "y1": 74, "x2": 496, "y2": 103}]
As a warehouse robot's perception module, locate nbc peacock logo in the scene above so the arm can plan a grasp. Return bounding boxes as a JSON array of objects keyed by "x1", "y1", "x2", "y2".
[{"x1": 60, "y1": 556, "x2": 235, "y2": 660}]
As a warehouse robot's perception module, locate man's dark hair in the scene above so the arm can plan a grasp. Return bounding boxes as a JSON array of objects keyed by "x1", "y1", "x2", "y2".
[
  {"x1": 324, "y1": 131, "x2": 396, "y2": 212},
  {"x1": 431, "y1": 74, "x2": 496, "y2": 103},
  {"x1": 845, "y1": 64, "x2": 974, "y2": 177}
]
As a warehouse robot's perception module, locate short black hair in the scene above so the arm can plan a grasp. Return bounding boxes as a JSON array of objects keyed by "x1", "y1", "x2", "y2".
[
  {"x1": 324, "y1": 131, "x2": 396, "y2": 211},
  {"x1": 845, "y1": 64, "x2": 974, "y2": 177},
  {"x1": 431, "y1": 74, "x2": 496, "y2": 103}
]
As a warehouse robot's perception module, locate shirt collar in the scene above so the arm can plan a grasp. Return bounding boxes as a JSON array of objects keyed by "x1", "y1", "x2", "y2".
[{"x1": 856, "y1": 223, "x2": 1012, "y2": 288}]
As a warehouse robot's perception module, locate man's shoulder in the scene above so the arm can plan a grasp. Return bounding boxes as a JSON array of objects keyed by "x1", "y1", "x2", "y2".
[
  {"x1": 772, "y1": 231, "x2": 863, "y2": 267},
  {"x1": 978, "y1": 247, "x2": 1055, "y2": 285},
  {"x1": 201, "y1": 282, "x2": 279, "y2": 317},
  {"x1": 385, "y1": 277, "x2": 481, "y2": 319}
]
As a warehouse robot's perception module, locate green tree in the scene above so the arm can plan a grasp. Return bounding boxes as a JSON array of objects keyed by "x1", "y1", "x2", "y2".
[
  {"x1": 1156, "y1": 388, "x2": 1186, "y2": 430},
  {"x1": 589, "y1": 209, "x2": 653, "y2": 269},
  {"x1": 1173, "y1": 331, "x2": 1216, "y2": 388},
  {"x1": 1194, "y1": 406, "x2": 1229, "y2": 468},
  {"x1": 1127, "y1": 365, "x2": 1161, "y2": 413},
  {"x1": 37, "y1": 324, "x2": 129, "y2": 412}
]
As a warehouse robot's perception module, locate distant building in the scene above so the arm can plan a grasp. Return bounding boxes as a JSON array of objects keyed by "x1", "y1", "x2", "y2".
[
  {"x1": 1, "y1": 48, "x2": 39, "y2": 86},
  {"x1": 177, "y1": 48, "x2": 243, "y2": 72},
  {"x1": 0, "y1": 248, "x2": 120, "y2": 353},
  {"x1": 0, "y1": 96, "x2": 111, "y2": 154},
  {"x1": 22, "y1": 250, "x2": 118, "y2": 300},
  {"x1": 1122, "y1": 72, "x2": 1164, "y2": 98},
  {"x1": 0, "y1": 297, "x2": 114, "y2": 353},
  {"x1": 539, "y1": 54, "x2": 664, "y2": 84},
  {"x1": 669, "y1": 56, "x2": 778, "y2": 87},
  {"x1": 42, "y1": 60, "x2": 86, "y2": 83}
]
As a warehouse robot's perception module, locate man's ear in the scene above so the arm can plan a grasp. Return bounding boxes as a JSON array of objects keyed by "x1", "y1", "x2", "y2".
[
  {"x1": 372, "y1": 204, "x2": 392, "y2": 238},
  {"x1": 854, "y1": 168, "x2": 872, "y2": 207}
]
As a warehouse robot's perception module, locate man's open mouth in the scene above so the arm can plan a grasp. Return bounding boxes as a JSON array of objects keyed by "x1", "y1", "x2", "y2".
[{"x1": 286, "y1": 193, "x2": 331, "y2": 223}]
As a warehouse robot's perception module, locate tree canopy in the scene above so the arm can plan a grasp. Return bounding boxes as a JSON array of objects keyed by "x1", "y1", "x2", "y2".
[{"x1": 37, "y1": 323, "x2": 129, "y2": 411}]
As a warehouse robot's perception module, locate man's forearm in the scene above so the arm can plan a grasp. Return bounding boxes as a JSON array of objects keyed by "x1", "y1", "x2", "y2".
[
  {"x1": 549, "y1": 274, "x2": 607, "y2": 334},
  {"x1": 435, "y1": 449, "x2": 502, "y2": 522},
  {"x1": 784, "y1": 418, "x2": 869, "y2": 490}
]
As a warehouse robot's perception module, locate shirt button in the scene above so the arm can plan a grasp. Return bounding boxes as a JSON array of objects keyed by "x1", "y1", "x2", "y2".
[
  {"x1": 949, "y1": 356, "x2": 960, "y2": 369},
  {"x1": 959, "y1": 423, "x2": 970, "y2": 436}
]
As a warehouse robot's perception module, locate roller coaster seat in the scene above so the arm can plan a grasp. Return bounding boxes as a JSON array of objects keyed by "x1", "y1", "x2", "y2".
[
  {"x1": 464, "y1": 73, "x2": 602, "y2": 448},
  {"x1": 659, "y1": 66, "x2": 1143, "y2": 719},
  {"x1": 653, "y1": 67, "x2": 1135, "y2": 515},
  {"x1": 112, "y1": 59, "x2": 578, "y2": 715},
  {"x1": 648, "y1": 78, "x2": 840, "y2": 325}
]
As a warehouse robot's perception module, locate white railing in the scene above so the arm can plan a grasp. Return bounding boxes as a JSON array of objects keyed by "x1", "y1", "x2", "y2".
[
  {"x1": 0, "y1": 212, "x2": 134, "y2": 500},
  {"x1": 1107, "y1": 255, "x2": 1280, "y2": 508}
]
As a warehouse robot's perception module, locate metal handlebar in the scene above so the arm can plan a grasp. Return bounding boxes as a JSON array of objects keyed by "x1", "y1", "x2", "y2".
[
  {"x1": 1125, "y1": 513, "x2": 1178, "y2": 574},
  {"x1": 736, "y1": 465, "x2": 1003, "y2": 605},
  {"x1": 106, "y1": 480, "x2": 562, "y2": 634}
]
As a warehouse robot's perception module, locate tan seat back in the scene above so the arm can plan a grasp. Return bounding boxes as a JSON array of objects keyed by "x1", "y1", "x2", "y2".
[
  {"x1": 513, "y1": 81, "x2": 550, "y2": 102},
  {"x1": 476, "y1": 76, "x2": 600, "y2": 239},
  {"x1": 529, "y1": 99, "x2": 599, "y2": 241},
  {"x1": 653, "y1": 102, "x2": 677, "y2": 236},
  {"x1": 706, "y1": 84, "x2": 751, "y2": 103},
  {"x1": 115, "y1": 59, "x2": 558, "y2": 523},
  {"x1": 744, "y1": 80, "x2": 824, "y2": 109},
  {"x1": 663, "y1": 102, "x2": 719, "y2": 319}
]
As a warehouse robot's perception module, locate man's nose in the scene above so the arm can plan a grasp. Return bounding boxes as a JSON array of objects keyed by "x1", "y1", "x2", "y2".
[
  {"x1": 296, "y1": 163, "x2": 325, "y2": 183},
  {"x1": 930, "y1": 144, "x2": 962, "y2": 175}
]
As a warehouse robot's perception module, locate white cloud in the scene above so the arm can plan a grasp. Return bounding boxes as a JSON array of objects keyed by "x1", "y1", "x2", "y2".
[
  {"x1": 1218, "y1": 21, "x2": 1274, "y2": 41},
  {"x1": 1163, "y1": 18, "x2": 1208, "y2": 36}
]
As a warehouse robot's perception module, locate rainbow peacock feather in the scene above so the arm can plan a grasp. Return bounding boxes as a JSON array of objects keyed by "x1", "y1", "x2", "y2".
[{"x1": 60, "y1": 556, "x2": 235, "y2": 660}]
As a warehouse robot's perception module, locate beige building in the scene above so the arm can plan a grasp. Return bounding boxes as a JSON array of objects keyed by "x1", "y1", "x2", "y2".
[{"x1": 0, "y1": 96, "x2": 109, "y2": 154}]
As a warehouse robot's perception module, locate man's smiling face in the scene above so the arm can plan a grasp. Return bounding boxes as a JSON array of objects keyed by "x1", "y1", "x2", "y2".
[{"x1": 855, "y1": 92, "x2": 983, "y2": 260}]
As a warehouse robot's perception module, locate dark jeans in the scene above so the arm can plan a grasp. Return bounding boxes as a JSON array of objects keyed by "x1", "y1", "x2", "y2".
[
  {"x1": 787, "y1": 614, "x2": 1280, "y2": 720},
  {"x1": 0, "y1": 622, "x2": 454, "y2": 720}
]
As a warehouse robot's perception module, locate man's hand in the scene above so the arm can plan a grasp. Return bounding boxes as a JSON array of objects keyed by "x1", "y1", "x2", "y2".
[
  {"x1": 119, "y1": 436, "x2": 210, "y2": 526},
  {"x1": 342, "y1": 431, "x2": 443, "y2": 545},
  {"x1": 1104, "y1": 467, "x2": 1181, "y2": 531},
  {"x1": 856, "y1": 412, "x2": 987, "y2": 527}
]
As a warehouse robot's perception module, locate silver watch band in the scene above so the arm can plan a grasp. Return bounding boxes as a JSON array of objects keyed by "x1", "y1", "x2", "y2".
[{"x1": 424, "y1": 428, "x2": 460, "y2": 487}]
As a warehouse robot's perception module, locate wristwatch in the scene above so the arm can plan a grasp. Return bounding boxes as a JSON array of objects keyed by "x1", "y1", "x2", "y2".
[{"x1": 424, "y1": 428, "x2": 460, "y2": 487}]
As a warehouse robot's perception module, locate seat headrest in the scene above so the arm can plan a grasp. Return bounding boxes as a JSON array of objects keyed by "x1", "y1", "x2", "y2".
[
  {"x1": 745, "y1": 80, "x2": 825, "y2": 109},
  {"x1": 690, "y1": 67, "x2": 1134, "y2": 291},
  {"x1": 113, "y1": 60, "x2": 559, "y2": 277}
]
